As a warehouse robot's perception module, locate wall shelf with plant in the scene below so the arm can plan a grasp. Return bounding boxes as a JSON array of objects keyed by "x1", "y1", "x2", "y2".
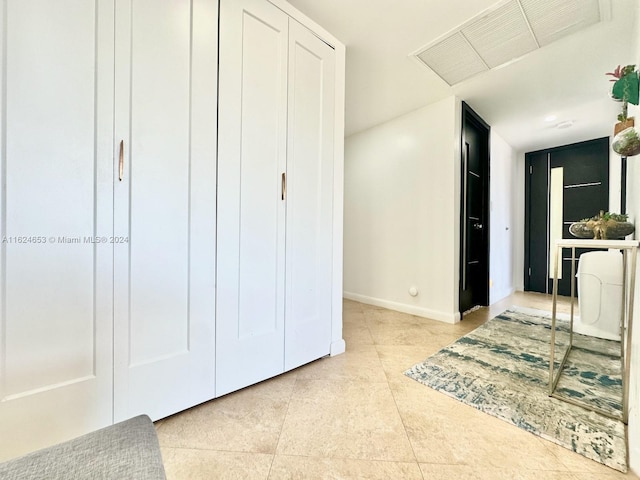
[{"x1": 607, "y1": 64, "x2": 640, "y2": 157}]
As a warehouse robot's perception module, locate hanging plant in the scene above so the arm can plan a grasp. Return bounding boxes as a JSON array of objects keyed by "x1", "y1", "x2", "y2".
[
  {"x1": 607, "y1": 65, "x2": 639, "y2": 112},
  {"x1": 607, "y1": 65, "x2": 640, "y2": 155},
  {"x1": 612, "y1": 126, "x2": 640, "y2": 156}
]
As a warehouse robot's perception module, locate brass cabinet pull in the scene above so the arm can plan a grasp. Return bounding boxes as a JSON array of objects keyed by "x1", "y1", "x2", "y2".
[
  {"x1": 119, "y1": 140, "x2": 124, "y2": 182},
  {"x1": 281, "y1": 172, "x2": 286, "y2": 200}
]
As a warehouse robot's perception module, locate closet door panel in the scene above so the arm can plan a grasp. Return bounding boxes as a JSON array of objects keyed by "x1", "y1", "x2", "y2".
[
  {"x1": 284, "y1": 20, "x2": 335, "y2": 370},
  {"x1": 216, "y1": 0, "x2": 288, "y2": 396},
  {"x1": 128, "y1": 0, "x2": 190, "y2": 361},
  {"x1": 0, "y1": 0, "x2": 114, "y2": 460},
  {"x1": 114, "y1": 0, "x2": 217, "y2": 421}
]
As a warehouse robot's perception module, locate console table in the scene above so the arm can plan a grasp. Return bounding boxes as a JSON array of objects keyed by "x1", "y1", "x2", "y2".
[{"x1": 549, "y1": 239, "x2": 638, "y2": 423}]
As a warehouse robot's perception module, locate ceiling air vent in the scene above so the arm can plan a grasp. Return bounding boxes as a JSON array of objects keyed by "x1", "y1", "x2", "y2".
[{"x1": 412, "y1": 0, "x2": 604, "y2": 86}]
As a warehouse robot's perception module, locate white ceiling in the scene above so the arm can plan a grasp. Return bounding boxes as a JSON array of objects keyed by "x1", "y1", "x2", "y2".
[{"x1": 287, "y1": 0, "x2": 639, "y2": 152}]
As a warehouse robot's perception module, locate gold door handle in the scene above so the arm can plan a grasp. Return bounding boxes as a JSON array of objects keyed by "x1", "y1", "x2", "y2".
[
  {"x1": 118, "y1": 140, "x2": 124, "y2": 182},
  {"x1": 281, "y1": 172, "x2": 286, "y2": 200}
]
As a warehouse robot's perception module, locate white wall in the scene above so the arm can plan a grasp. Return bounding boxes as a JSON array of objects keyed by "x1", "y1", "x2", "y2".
[
  {"x1": 624, "y1": 9, "x2": 640, "y2": 469},
  {"x1": 513, "y1": 152, "x2": 526, "y2": 292},
  {"x1": 489, "y1": 132, "x2": 519, "y2": 303},
  {"x1": 624, "y1": 115, "x2": 640, "y2": 476},
  {"x1": 343, "y1": 96, "x2": 461, "y2": 323},
  {"x1": 343, "y1": 96, "x2": 522, "y2": 321}
]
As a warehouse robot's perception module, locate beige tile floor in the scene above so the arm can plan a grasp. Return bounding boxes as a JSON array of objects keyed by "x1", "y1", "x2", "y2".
[{"x1": 155, "y1": 291, "x2": 639, "y2": 480}]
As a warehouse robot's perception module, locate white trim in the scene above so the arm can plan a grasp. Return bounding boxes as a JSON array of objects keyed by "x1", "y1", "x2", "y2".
[
  {"x1": 330, "y1": 339, "x2": 346, "y2": 356},
  {"x1": 344, "y1": 292, "x2": 461, "y2": 324},
  {"x1": 267, "y1": 0, "x2": 344, "y2": 48},
  {"x1": 330, "y1": 41, "x2": 346, "y2": 357}
]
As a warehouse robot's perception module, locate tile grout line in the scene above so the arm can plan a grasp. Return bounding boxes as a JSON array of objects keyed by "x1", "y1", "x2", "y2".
[
  {"x1": 385, "y1": 358, "x2": 426, "y2": 480},
  {"x1": 364, "y1": 297, "x2": 426, "y2": 480},
  {"x1": 266, "y1": 373, "x2": 299, "y2": 480}
]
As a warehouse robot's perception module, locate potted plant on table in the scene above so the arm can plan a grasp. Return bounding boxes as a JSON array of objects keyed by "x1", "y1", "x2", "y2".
[{"x1": 569, "y1": 211, "x2": 634, "y2": 240}]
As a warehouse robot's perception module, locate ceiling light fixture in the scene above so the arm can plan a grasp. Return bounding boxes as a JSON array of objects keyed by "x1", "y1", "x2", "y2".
[
  {"x1": 556, "y1": 120, "x2": 574, "y2": 129},
  {"x1": 545, "y1": 115, "x2": 557, "y2": 122}
]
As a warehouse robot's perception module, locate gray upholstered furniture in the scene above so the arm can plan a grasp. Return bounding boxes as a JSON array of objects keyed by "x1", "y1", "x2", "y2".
[{"x1": 0, "y1": 415, "x2": 166, "y2": 480}]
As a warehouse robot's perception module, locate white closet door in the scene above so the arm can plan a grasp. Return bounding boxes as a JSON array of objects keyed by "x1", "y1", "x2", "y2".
[
  {"x1": 284, "y1": 20, "x2": 335, "y2": 370},
  {"x1": 0, "y1": 0, "x2": 114, "y2": 460},
  {"x1": 216, "y1": 0, "x2": 288, "y2": 396},
  {"x1": 113, "y1": 0, "x2": 217, "y2": 421}
]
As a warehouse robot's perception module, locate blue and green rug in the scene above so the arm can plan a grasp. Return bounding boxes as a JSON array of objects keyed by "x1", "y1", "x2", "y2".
[{"x1": 404, "y1": 307, "x2": 627, "y2": 472}]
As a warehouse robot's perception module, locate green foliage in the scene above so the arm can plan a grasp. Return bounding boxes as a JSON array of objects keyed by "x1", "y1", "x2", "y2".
[
  {"x1": 580, "y1": 212, "x2": 629, "y2": 222},
  {"x1": 607, "y1": 65, "x2": 639, "y2": 122},
  {"x1": 612, "y1": 71, "x2": 639, "y2": 106},
  {"x1": 618, "y1": 110, "x2": 628, "y2": 123}
]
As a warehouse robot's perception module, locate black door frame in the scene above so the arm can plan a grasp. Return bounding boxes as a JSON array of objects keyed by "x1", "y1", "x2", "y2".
[
  {"x1": 523, "y1": 149, "x2": 547, "y2": 293},
  {"x1": 459, "y1": 102, "x2": 490, "y2": 316}
]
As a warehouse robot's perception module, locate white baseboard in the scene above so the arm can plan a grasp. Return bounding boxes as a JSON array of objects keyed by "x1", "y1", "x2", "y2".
[
  {"x1": 343, "y1": 291, "x2": 460, "y2": 324},
  {"x1": 330, "y1": 339, "x2": 346, "y2": 356}
]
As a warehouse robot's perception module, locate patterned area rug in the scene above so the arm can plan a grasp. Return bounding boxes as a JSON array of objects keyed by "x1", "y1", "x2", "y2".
[{"x1": 405, "y1": 307, "x2": 627, "y2": 472}]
